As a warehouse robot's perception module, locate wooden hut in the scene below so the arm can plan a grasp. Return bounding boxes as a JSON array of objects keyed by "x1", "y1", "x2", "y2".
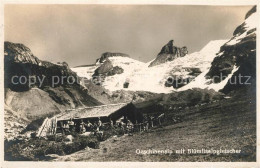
[
  {"x1": 37, "y1": 103, "x2": 144, "y2": 137},
  {"x1": 57, "y1": 103, "x2": 142, "y2": 123}
]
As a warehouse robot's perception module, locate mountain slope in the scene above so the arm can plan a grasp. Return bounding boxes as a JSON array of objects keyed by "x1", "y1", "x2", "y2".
[
  {"x1": 180, "y1": 6, "x2": 256, "y2": 93},
  {"x1": 4, "y1": 42, "x2": 102, "y2": 121}
]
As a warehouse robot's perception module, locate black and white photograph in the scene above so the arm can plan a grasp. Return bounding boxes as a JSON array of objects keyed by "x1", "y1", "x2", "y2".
[{"x1": 1, "y1": 1, "x2": 259, "y2": 166}]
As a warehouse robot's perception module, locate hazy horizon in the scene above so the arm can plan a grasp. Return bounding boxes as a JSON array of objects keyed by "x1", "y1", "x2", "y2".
[{"x1": 5, "y1": 5, "x2": 253, "y2": 67}]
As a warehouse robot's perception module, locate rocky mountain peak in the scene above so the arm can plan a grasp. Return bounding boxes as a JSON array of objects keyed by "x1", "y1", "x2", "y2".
[
  {"x1": 149, "y1": 40, "x2": 188, "y2": 67},
  {"x1": 96, "y1": 52, "x2": 129, "y2": 64},
  {"x1": 158, "y1": 40, "x2": 175, "y2": 55},
  {"x1": 4, "y1": 42, "x2": 80, "y2": 91},
  {"x1": 4, "y1": 41, "x2": 40, "y2": 65},
  {"x1": 245, "y1": 5, "x2": 256, "y2": 19}
]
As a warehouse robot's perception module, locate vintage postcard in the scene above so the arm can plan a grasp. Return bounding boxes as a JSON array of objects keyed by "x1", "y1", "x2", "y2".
[{"x1": 0, "y1": 0, "x2": 259, "y2": 168}]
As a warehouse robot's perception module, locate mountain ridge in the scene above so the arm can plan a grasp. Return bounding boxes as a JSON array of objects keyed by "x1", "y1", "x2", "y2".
[
  {"x1": 4, "y1": 42, "x2": 102, "y2": 121},
  {"x1": 72, "y1": 39, "x2": 227, "y2": 93}
]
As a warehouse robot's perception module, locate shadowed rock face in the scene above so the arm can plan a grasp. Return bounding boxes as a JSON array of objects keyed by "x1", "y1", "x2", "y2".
[
  {"x1": 93, "y1": 59, "x2": 124, "y2": 76},
  {"x1": 245, "y1": 5, "x2": 256, "y2": 19},
  {"x1": 96, "y1": 52, "x2": 129, "y2": 63},
  {"x1": 107, "y1": 66, "x2": 124, "y2": 76},
  {"x1": 165, "y1": 67, "x2": 202, "y2": 89},
  {"x1": 94, "y1": 59, "x2": 114, "y2": 75},
  {"x1": 206, "y1": 6, "x2": 256, "y2": 93},
  {"x1": 149, "y1": 40, "x2": 188, "y2": 67},
  {"x1": 4, "y1": 42, "x2": 102, "y2": 120},
  {"x1": 4, "y1": 41, "x2": 80, "y2": 91}
]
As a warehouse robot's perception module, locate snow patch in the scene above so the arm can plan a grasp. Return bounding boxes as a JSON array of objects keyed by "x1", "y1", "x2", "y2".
[
  {"x1": 179, "y1": 65, "x2": 239, "y2": 92},
  {"x1": 226, "y1": 12, "x2": 257, "y2": 46}
]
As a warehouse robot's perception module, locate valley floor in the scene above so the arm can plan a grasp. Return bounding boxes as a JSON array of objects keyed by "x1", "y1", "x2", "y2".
[{"x1": 50, "y1": 95, "x2": 256, "y2": 162}]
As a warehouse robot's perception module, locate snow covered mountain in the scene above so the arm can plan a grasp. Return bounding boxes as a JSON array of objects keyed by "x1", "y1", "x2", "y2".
[
  {"x1": 72, "y1": 40, "x2": 227, "y2": 93},
  {"x1": 181, "y1": 6, "x2": 257, "y2": 93},
  {"x1": 72, "y1": 6, "x2": 256, "y2": 94}
]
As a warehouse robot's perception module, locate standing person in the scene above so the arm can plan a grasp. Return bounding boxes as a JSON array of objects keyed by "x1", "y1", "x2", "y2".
[
  {"x1": 97, "y1": 117, "x2": 102, "y2": 131},
  {"x1": 123, "y1": 116, "x2": 128, "y2": 125},
  {"x1": 148, "y1": 115, "x2": 154, "y2": 129},
  {"x1": 126, "y1": 120, "x2": 133, "y2": 134},
  {"x1": 147, "y1": 115, "x2": 151, "y2": 129},
  {"x1": 134, "y1": 120, "x2": 141, "y2": 132},
  {"x1": 85, "y1": 120, "x2": 93, "y2": 132},
  {"x1": 68, "y1": 118, "x2": 75, "y2": 133},
  {"x1": 79, "y1": 119, "x2": 85, "y2": 134},
  {"x1": 93, "y1": 122, "x2": 98, "y2": 132},
  {"x1": 118, "y1": 119, "x2": 124, "y2": 132},
  {"x1": 109, "y1": 118, "x2": 114, "y2": 128},
  {"x1": 158, "y1": 115, "x2": 162, "y2": 126},
  {"x1": 150, "y1": 115, "x2": 154, "y2": 128},
  {"x1": 124, "y1": 117, "x2": 128, "y2": 131},
  {"x1": 62, "y1": 121, "x2": 68, "y2": 134},
  {"x1": 158, "y1": 113, "x2": 164, "y2": 126}
]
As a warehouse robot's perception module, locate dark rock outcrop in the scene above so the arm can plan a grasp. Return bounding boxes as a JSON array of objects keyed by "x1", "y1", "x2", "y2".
[
  {"x1": 206, "y1": 6, "x2": 256, "y2": 94},
  {"x1": 4, "y1": 42, "x2": 80, "y2": 91},
  {"x1": 245, "y1": 5, "x2": 256, "y2": 19},
  {"x1": 149, "y1": 40, "x2": 188, "y2": 67},
  {"x1": 4, "y1": 42, "x2": 102, "y2": 120},
  {"x1": 96, "y1": 52, "x2": 129, "y2": 63},
  {"x1": 93, "y1": 59, "x2": 124, "y2": 76},
  {"x1": 92, "y1": 59, "x2": 124, "y2": 84},
  {"x1": 107, "y1": 66, "x2": 124, "y2": 76},
  {"x1": 164, "y1": 67, "x2": 201, "y2": 89},
  {"x1": 94, "y1": 59, "x2": 113, "y2": 75},
  {"x1": 165, "y1": 76, "x2": 194, "y2": 89}
]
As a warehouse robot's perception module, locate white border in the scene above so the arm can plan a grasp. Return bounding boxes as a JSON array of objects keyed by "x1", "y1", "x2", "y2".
[
  {"x1": 0, "y1": 0, "x2": 259, "y2": 168},
  {"x1": 1, "y1": 0, "x2": 259, "y2": 5}
]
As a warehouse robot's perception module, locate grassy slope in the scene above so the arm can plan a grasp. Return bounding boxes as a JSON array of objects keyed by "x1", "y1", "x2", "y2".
[{"x1": 53, "y1": 93, "x2": 256, "y2": 162}]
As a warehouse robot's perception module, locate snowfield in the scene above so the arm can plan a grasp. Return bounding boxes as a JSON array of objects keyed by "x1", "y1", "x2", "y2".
[
  {"x1": 72, "y1": 40, "x2": 229, "y2": 93},
  {"x1": 75, "y1": 8, "x2": 256, "y2": 94}
]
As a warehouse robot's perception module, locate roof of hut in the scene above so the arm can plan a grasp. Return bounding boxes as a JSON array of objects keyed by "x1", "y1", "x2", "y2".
[{"x1": 56, "y1": 103, "x2": 128, "y2": 121}]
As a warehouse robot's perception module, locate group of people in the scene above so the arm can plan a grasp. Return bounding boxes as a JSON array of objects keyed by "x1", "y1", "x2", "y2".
[
  {"x1": 60, "y1": 113, "x2": 165, "y2": 135},
  {"x1": 61, "y1": 117, "x2": 103, "y2": 134},
  {"x1": 115, "y1": 113, "x2": 165, "y2": 133}
]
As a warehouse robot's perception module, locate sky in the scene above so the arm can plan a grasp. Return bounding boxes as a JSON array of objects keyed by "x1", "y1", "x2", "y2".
[{"x1": 5, "y1": 5, "x2": 253, "y2": 67}]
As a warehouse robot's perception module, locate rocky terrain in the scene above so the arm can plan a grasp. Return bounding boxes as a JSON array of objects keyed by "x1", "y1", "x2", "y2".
[
  {"x1": 93, "y1": 59, "x2": 124, "y2": 78},
  {"x1": 177, "y1": 7, "x2": 256, "y2": 94},
  {"x1": 4, "y1": 42, "x2": 102, "y2": 140},
  {"x1": 206, "y1": 6, "x2": 256, "y2": 94}
]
